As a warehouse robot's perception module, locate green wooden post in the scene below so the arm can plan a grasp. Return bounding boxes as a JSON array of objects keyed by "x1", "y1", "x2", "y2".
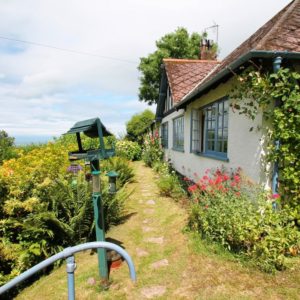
[{"x1": 91, "y1": 160, "x2": 108, "y2": 282}]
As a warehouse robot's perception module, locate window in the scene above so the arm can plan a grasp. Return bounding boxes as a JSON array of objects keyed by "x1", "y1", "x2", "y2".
[
  {"x1": 191, "y1": 97, "x2": 228, "y2": 159},
  {"x1": 164, "y1": 86, "x2": 173, "y2": 112},
  {"x1": 161, "y1": 122, "x2": 168, "y2": 149},
  {"x1": 173, "y1": 116, "x2": 184, "y2": 151}
]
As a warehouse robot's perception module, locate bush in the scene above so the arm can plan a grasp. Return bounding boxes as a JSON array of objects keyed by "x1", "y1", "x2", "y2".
[
  {"x1": 102, "y1": 183, "x2": 132, "y2": 230},
  {"x1": 153, "y1": 161, "x2": 186, "y2": 200},
  {"x1": 116, "y1": 140, "x2": 142, "y2": 161},
  {"x1": 0, "y1": 139, "x2": 133, "y2": 287},
  {"x1": 102, "y1": 157, "x2": 135, "y2": 187},
  {"x1": 142, "y1": 131, "x2": 163, "y2": 167},
  {"x1": 188, "y1": 167, "x2": 300, "y2": 272}
]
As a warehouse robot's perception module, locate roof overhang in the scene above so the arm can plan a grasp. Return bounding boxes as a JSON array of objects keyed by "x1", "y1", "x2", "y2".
[{"x1": 176, "y1": 50, "x2": 300, "y2": 109}]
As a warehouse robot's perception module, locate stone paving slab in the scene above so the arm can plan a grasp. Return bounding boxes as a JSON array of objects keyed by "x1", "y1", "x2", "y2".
[{"x1": 140, "y1": 286, "x2": 167, "y2": 299}]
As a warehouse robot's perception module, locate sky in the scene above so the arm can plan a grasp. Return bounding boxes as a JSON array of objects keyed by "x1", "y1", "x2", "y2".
[{"x1": 0, "y1": 0, "x2": 291, "y2": 144}]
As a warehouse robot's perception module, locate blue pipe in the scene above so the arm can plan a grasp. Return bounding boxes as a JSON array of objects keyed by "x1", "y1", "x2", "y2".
[
  {"x1": 0, "y1": 241, "x2": 136, "y2": 296},
  {"x1": 271, "y1": 57, "x2": 282, "y2": 196},
  {"x1": 66, "y1": 256, "x2": 76, "y2": 300}
]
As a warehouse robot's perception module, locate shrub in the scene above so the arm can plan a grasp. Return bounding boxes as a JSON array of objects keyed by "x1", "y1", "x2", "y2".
[
  {"x1": 142, "y1": 131, "x2": 163, "y2": 167},
  {"x1": 102, "y1": 157, "x2": 135, "y2": 187},
  {"x1": 0, "y1": 140, "x2": 132, "y2": 286},
  {"x1": 116, "y1": 140, "x2": 142, "y2": 161},
  {"x1": 188, "y1": 167, "x2": 300, "y2": 272},
  {"x1": 102, "y1": 183, "x2": 132, "y2": 230},
  {"x1": 154, "y1": 161, "x2": 186, "y2": 200}
]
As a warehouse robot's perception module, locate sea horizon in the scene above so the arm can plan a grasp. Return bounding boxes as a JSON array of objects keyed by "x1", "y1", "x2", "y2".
[{"x1": 14, "y1": 135, "x2": 58, "y2": 146}]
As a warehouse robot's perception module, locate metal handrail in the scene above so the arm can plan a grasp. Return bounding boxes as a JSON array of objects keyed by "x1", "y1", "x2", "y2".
[{"x1": 0, "y1": 241, "x2": 136, "y2": 300}]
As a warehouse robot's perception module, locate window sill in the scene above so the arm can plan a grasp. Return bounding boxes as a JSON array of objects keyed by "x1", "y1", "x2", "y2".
[
  {"x1": 172, "y1": 148, "x2": 184, "y2": 153},
  {"x1": 194, "y1": 152, "x2": 229, "y2": 162}
]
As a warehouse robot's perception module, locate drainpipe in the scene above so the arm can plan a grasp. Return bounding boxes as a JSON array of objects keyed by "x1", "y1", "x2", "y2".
[{"x1": 271, "y1": 56, "x2": 282, "y2": 198}]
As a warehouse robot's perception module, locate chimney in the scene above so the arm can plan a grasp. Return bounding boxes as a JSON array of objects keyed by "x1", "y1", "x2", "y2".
[{"x1": 200, "y1": 39, "x2": 217, "y2": 60}]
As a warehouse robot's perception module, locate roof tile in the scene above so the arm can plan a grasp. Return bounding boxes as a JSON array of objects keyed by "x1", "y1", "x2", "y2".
[{"x1": 163, "y1": 59, "x2": 219, "y2": 103}]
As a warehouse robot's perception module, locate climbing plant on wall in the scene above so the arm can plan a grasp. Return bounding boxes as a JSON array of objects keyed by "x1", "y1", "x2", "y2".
[{"x1": 230, "y1": 67, "x2": 300, "y2": 219}]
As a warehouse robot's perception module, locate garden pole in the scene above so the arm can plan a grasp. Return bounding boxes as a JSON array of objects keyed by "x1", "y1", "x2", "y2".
[{"x1": 91, "y1": 159, "x2": 108, "y2": 284}]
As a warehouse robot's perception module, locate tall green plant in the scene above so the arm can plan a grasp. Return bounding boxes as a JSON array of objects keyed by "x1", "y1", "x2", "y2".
[
  {"x1": 142, "y1": 131, "x2": 164, "y2": 167},
  {"x1": 230, "y1": 67, "x2": 300, "y2": 214}
]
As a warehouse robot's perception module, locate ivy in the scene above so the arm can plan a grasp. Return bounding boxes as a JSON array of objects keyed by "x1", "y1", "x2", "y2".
[{"x1": 230, "y1": 67, "x2": 300, "y2": 217}]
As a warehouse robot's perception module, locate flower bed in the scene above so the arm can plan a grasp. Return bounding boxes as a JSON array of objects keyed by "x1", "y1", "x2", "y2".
[{"x1": 187, "y1": 167, "x2": 300, "y2": 272}]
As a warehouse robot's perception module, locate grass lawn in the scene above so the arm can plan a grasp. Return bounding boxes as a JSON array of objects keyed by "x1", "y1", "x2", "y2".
[{"x1": 15, "y1": 161, "x2": 300, "y2": 299}]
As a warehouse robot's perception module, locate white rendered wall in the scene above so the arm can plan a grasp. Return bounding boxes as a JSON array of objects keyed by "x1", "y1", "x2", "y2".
[{"x1": 161, "y1": 80, "x2": 270, "y2": 187}]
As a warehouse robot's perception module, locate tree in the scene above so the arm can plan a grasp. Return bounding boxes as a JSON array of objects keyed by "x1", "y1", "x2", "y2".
[
  {"x1": 0, "y1": 130, "x2": 16, "y2": 164},
  {"x1": 126, "y1": 109, "x2": 155, "y2": 143},
  {"x1": 138, "y1": 27, "x2": 203, "y2": 105}
]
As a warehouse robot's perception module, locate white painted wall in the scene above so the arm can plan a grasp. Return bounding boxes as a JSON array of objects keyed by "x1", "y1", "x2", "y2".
[{"x1": 161, "y1": 79, "x2": 271, "y2": 187}]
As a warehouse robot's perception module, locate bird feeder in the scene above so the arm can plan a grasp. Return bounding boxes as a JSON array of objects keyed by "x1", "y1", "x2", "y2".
[
  {"x1": 106, "y1": 171, "x2": 119, "y2": 194},
  {"x1": 66, "y1": 117, "x2": 115, "y2": 162},
  {"x1": 65, "y1": 117, "x2": 115, "y2": 284}
]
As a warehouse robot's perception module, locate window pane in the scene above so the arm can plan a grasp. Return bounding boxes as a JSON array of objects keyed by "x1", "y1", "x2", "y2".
[
  {"x1": 224, "y1": 100, "x2": 229, "y2": 114},
  {"x1": 211, "y1": 106, "x2": 216, "y2": 117},
  {"x1": 224, "y1": 113, "x2": 228, "y2": 127},
  {"x1": 217, "y1": 140, "x2": 222, "y2": 152},
  {"x1": 211, "y1": 120, "x2": 216, "y2": 129},
  {"x1": 173, "y1": 116, "x2": 184, "y2": 150},
  {"x1": 218, "y1": 128, "x2": 223, "y2": 140},
  {"x1": 207, "y1": 130, "x2": 215, "y2": 139},
  {"x1": 207, "y1": 108, "x2": 211, "y2": 118},
  {"x1": 207, "y1": 141, "x2": 215, "y2": 151},
  {"x1": 218, "y1": 102, "x2": 223, "y2": 114},
  {"x1": 204, "y1": 98, "x2": 228, "y2": 156},
  {"x1": 218, "y1": 115, "x2": 223, "y2": 128},
  {"x1": 224, "y1": 140, "x2": 228, "y2": 153},
  {"x1": 223, "y1": 129, "x2": 228, "y2": 139}
]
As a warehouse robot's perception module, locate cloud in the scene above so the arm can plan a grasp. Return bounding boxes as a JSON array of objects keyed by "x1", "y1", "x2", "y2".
[{"x1": 0, "y1": 0, "x2": 291, "y2": 141}]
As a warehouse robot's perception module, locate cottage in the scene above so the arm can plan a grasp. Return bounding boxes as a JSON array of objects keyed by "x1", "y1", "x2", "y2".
[{"x1": 156, "y1": 0, "x2": 300, "y2": 189}]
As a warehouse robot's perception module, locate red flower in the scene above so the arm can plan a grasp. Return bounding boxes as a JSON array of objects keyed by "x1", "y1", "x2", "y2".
[
  {"x1": 234, "y1": 175, "x2": 240, "y2": 182},
  {"x1": 201, "y1": 185, "x2": 207, "y2": 191},
  {"x1": 272, "y1": 193, "x2": 280, "y2": 199},
  {"x1": 223, "y1": 174, "x2": 229, "y2": 181},
  {"x1": 188, "y1": 184, "x2": 198, "y2": 192},
  {"x1": 215, "y1": 176, "x2": 222, "y2": 184}
]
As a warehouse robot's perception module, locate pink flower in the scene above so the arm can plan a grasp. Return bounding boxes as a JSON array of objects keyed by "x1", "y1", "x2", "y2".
[
  {"x1": 188, "y1": 184, "x2": 198, "y2": 192},
  {"x1": 272, "y1": 193, "x2": 280, "y2": 199},
  {"x1": 234, "y1": 175, "x2": 240, "y2": 182},
  {"x1": 200, "y1": 185, "x2": 207, "y2": 191},
  {"x1": 223, "y1": 174, "x2": 229, "y2": 181}
]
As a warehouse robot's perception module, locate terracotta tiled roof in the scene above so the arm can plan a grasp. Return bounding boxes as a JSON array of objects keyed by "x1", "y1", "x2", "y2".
[
  {"x1": 163, "y1": 59, "x2": 219, "y2": 104},
  {"x1": 204, "y1": 0, "x2": 298, "y2": 82},
  {"x1": 180, "y1": 0, "x2": 300, "y2": 105}
]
